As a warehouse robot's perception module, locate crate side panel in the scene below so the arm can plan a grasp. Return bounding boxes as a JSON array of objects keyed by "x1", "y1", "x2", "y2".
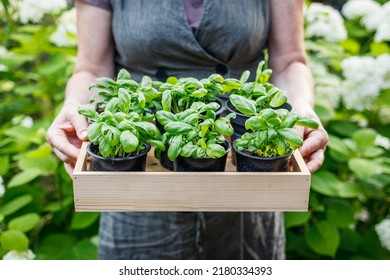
[{"x1": 73, "y1": 173, "x2": 310, "y2": 211}]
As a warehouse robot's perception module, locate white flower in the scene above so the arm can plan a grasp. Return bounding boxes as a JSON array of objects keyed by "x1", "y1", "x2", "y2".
[
  {"x1": 11, "y1": 116, "x2": 34, "y2": 128},
  {"x1": 0, "y1": 176, "x2": 5, "y2": 197},
  {"x1": 375, "y1": 21, "x2": 390, "y2": 42},
  {"x1": 339, "y1": 55, "x2": 388, "y2": 111},
  {"x1": 2, "y1": 249, "x2": 36, "y2": 260},
  {"x1": 375, "y1": 218, "x2": 390, "y2": 252},
  {"x1": 305, "y1": 3, "x2": 347, "y2": 42},
  {"x1": 375, "y1": 135, "x2": 390, "y2": 150},
  {"x1": 355, "y1": 208, "x2": 370, "y2": 222},
  {"x1": 50, "y1": 8, "x2": 77, "y2": 47},
  {"x1": 375, "y1": 54, "x2": 390, "y2": 88},
  {"x1": 309, "y1": 59, "x2": 342, "y2": 108},
  {"x1": 0, "y1": 64, "x2": 8, "y2": 71},
  {"x1": 342, "y1": 0, "x2": 380, "y2": 20},
  {"x1": 18, "y1": 0, "x2": 67, "y2": 23}
]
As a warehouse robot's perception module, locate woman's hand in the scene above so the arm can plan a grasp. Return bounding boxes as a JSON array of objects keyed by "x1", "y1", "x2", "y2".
[
  {"x1": 299, "y1": 119, "x2": 328, "y2": 173},
  {"x1": 46, "y1": 101, "x2": 88, "y2": 175}
]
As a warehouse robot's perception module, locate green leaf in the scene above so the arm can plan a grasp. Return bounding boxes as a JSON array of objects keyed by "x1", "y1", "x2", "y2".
[
  {"x1": 120, "y1": 130, "x2": 138, "y2": 153},
  {"x1": 72, "y1": 239, "x2": 98, "y2": 260},
  {"x1": 70, "y1": 212, "x2": 100, "y2": 230},
  {"x1": 0, "y1": 230, "x2": 29, "y2": 252},
  {"x1": 229, "y1": 94, "x2": 257, "y2": 115},
  {"x1": 370, "y1": 42, "x2": 390, "y2": 56},
  {"x1": 164, "y1": 122, "x2": 193, "y2": 135},
  {"x1": 180, "y1": 143, "x2": 199, "y2": 157},
  {"x1": 295, "y1": 116, "x2": 319, "y2": 129},
  {"x1": 0, "y1": 214, "x2": 4, "y2": 223},
  {"x1": 348, "y1": 158, "x2": 382, "y2": 179},
  {"x1": 147, "y1": 139, "x2": 165, "y2": 151},
  {"x1": 270, "y1": 90, "x2": 287, "y2": 108},
  {"x1": 0, "y1": 195, "x2": 33, "y2": 216},
  {"x1": 311, "y1": 170, "x2": 362, "y2": 198},
  {"x1": 327, "y1": 135, "x2": 355, "y2": 162},
  {"x1": 87, "y1": 122, "x2": 102, "y2": 143},
  {"x1": 162, "y1": 90, "x2": 172, "y2": 112},
  {"x1": 95, "y1": 77, "x2": 116, "y2": 86},
  {"x1": 277, "y1": 128, "x2": 303, "y2": 148},
  {"x1": 245, "y1": 116, "x2": 267, "y2": 131},
  {"x1": 117, "y1": 68, "x2": 131, "y2": 80},
  {"x1": 8, "y1": 213, "x2": 40, "y2": 232},
  {"x1": 98, "y1": 138, "x2": 113, "y2": 158},
  {"x1": 78, "y1": 104, "x2": 97, "y2": 119},
  {"x1": 307, "y1": 221, "x2": 340, "y2": 257},
  {"x1": 326, "y1": 201, "x2": 355, "y2": 228},
  {"x1": 17, "y1": 149, "x2": 58, "y2": 175},
  {"x1": 285, "y1": 212, "x2": 311, "y2": 229},
  {"x1": 215, "y1": 118, "x2": 234, "y2": 136},
  {"x1": 155, "y1": 110, "x2": 178, "y2": 126},
  {"x1": 351, "y1": 128, "x2": 377, "y2": 149},
  {"x1": 168, "y1": 135, "x2": 182, "y2": 161},
  {"x1": 240, "y1": 70, "x2": 250, "y2": 84},
  {"x1": 206, "y1": 143, "x2": 226, "y2": 158},
  {"x1": 118, "y1": 88, "x2": 131, "y2": 112},
  {"x1": 134, "y1": 122, "x2": 159, "y2": 138},
  {"x1": 0, "y1": 155, "x2": 10, "y2": 176},
  {"x1": 8, "y1": 169, "x2": 42, "y2": 187}
]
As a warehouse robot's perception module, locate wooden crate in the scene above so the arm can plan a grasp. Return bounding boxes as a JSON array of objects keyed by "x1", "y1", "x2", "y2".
[{"x1": 73, "y1": 142, "x2": 311, "y2": 212}]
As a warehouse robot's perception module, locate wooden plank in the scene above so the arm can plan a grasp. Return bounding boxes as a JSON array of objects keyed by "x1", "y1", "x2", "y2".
[{"x1": 73, "y1": 142, "x2": 311, "y2": 212}]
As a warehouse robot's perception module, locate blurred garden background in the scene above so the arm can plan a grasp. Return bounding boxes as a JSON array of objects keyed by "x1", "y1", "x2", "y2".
[{"x1": 0, "y1": 0, "x2": 389, "y2": 260}]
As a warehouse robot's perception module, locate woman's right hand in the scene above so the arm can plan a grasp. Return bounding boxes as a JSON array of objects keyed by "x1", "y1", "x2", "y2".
[{"x1": 46, "y1": 101, "x2": 89, "y2": 175}]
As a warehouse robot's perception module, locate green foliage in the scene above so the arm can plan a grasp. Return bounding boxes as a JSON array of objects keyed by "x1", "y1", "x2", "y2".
[
  {"x1": 234, "y1": 108, "x2": 318, "y2": 157},
  {"x1": 79, "y1": 74, "x2": 164, "y2": 158},
  {"x1": 228, "y1": 61, "x2": 288, "y2": 113},
  {"x1": 155, "y1": 103, "x2": 235, "y2": 161},
  {"x1": 0, "y1": 3, "x2": 98, "y2": 260},
  {"x1": 285, "y1": 0, "x2": 390, "y2": 260},
  {"x1": 159, "y1": 74, "x2": 227, "y2": 113}
]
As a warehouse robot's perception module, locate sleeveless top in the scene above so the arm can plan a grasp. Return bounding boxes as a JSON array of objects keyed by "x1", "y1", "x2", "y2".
[{"x1": 109, "y1": 0, "x2": 270, "y2": 81}]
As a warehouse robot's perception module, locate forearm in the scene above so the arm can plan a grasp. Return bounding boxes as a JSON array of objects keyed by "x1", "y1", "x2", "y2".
[{"x1": 270, "y1": 61, "x2": 315, "y2": 115}]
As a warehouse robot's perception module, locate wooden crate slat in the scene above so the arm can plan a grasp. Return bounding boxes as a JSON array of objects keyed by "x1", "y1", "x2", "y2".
[{"x1": 73, "y1": 142, "x2": 311, "y2": 212}]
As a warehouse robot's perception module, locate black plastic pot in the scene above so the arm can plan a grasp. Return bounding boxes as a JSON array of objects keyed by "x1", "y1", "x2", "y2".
[
  {"x1": 225, "y1": 100, "x2": 249, "y2": 135},
  {"x1": 174, "y1": 141, "x2": 231, "y2": 172},
  {"x1": 233, "y1": 143, "x2": 293, "y2": 172},
  {"x1": 155, "y1": 119, "x2": 174, "y2": 171},
  {"x1": 87, "y1": 142, "x2": 151, "y2": 171},
  {"x1": 215, "y1": 97, "x2": 226, "y2": 118}
]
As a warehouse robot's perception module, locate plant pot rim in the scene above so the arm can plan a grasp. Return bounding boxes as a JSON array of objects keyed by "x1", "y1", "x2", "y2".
[
  {"x1": 232, "y1": 139, "x2": 293, "y2": 161},
  {"x1": 87, "y1": 142, "x2": 151, "y2": 162}
]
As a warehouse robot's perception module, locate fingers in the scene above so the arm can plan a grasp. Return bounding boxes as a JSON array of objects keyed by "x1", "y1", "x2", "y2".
[
  {"x1": 69, "y1": 113, "x2": 89, "y2": 140},
  {"x1": 46, "y1": 104, "x2": 89, "y2": 165},
  {"x1": 64, "y1": 162, "x2": 75, "y2": 176},
  {"x1": 304, "y1": 148, "x2": 325, "y2": 173},
  {"x1": 299, "y1": 127, "x2": 328, "y2": 158},
  {"x1": 298, "y1": 126, "x2": 328, "y2": 174}
]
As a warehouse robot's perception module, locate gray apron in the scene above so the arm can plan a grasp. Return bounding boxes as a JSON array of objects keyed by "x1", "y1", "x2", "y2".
[{"x1": 99, "y1": 0, "x2": 285, "y2": 260}]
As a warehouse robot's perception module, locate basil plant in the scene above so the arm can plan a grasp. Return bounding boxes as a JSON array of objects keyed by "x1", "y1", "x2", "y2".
[
  {"x1": 234, "y1": 108, "x2": 319, "y2": 158},
  {"x1": 155, "y1": 102, "x2": 236, "y2": 161},
  {"x1": 159, "y1": 73, "x2": 227, "y2": 113},
  {"x1": 226, "y1": 60, "x2": 288, "y2": 113},
  {"x1": 89, "y1": 69, "x2": 162, "y2": 121},
  {"x1": 78, "y1": 87, "x2": 164, "y2": 159}
]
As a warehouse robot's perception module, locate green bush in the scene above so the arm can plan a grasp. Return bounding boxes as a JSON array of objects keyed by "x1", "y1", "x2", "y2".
[{"x1": 0, "y1": 0, "x2": 389, "y2": 260}]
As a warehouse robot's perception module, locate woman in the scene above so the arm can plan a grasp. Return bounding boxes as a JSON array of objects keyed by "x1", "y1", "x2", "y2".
[{"x1": 46, "y1": 0, "x2": 328, "y2": 259}]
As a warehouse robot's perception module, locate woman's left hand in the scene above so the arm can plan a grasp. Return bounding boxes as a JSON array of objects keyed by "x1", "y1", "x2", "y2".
[{"x1": 299, "y1": 124, "x2": 328, "y2": 173}]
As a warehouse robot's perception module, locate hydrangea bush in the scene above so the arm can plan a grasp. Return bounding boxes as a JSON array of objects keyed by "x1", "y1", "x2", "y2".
[
  {"x1": 0, "y1": 0, "x2": 98, "y2": 260},
  {"x1": 0, "y1": 0, "x2": 389, "y2": 260},
  {"x1": 285, "y1": 0, "x2": 390, "y2": 259}
]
